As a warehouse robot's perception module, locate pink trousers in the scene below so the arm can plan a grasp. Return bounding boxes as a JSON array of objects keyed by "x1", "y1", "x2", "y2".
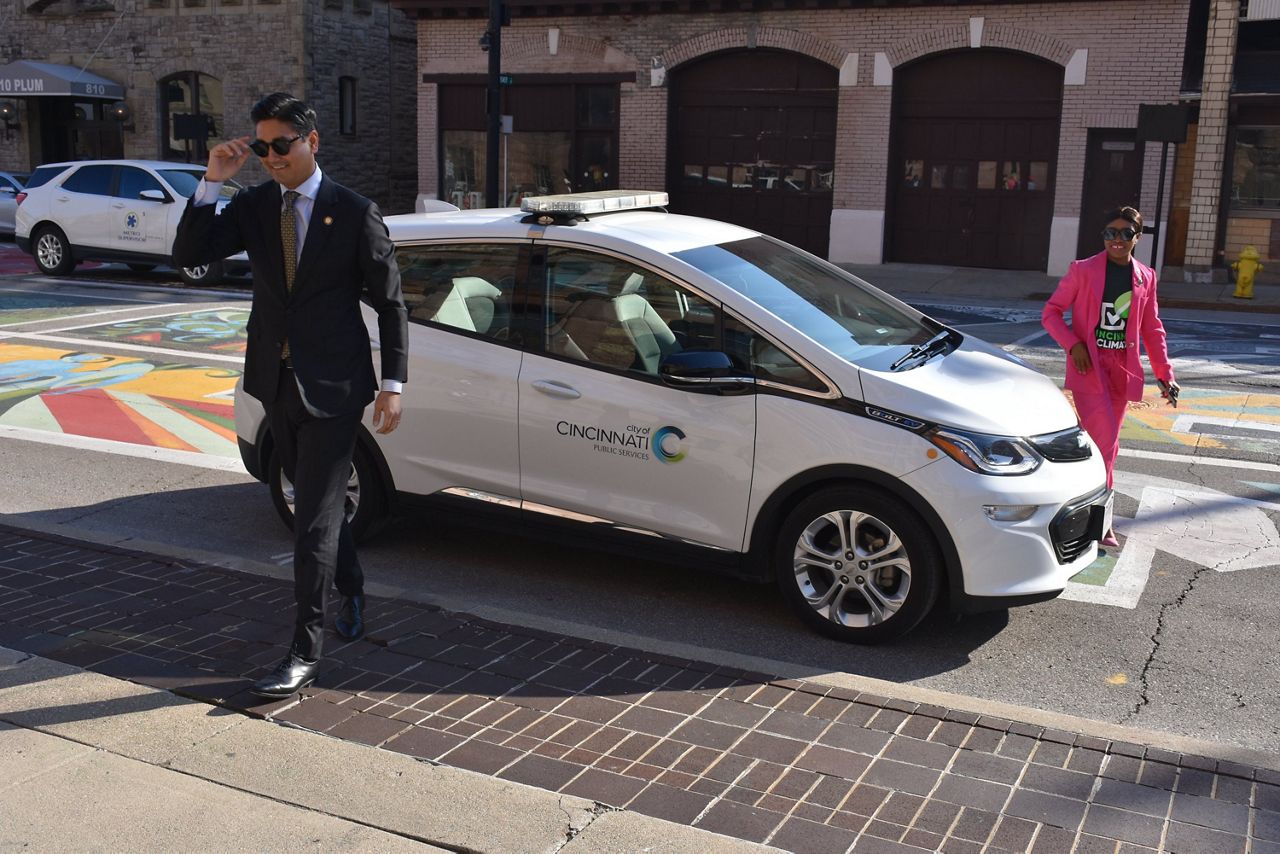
[{"x1": 1073, "y1": 349, "x2": 1131, "y2": 489}]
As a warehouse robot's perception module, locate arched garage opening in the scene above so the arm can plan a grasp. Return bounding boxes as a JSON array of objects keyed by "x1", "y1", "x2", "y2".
[
  {"x1": 889, "y1": 50, "x2": 1063, "y2": 270},
  {"x1": 668, "y1": 49, "x2": 837, "y2": 258}
]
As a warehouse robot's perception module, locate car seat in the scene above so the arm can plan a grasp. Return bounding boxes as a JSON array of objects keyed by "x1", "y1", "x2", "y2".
[{"x1": 431, "y1": 276, "x2": 502, "y2": 334}]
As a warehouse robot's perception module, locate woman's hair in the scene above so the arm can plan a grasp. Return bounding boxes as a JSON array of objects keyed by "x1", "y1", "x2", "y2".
[{"x1": 1103, "y1": 206, "x2": 1143, "y2": 232}]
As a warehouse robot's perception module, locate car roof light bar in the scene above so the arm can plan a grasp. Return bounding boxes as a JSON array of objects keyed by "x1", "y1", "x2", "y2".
[{"x1": 520, "y1": 190, "x2": 668, "y2": 225}]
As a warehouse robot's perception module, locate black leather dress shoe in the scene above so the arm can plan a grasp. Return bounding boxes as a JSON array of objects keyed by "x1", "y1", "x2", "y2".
[
  {"x1": 335, "y1": 594, "x2": 365, "y2": 641},
  {"x1": 251, "y1": 651, "x2": 320, "y2": 699}
]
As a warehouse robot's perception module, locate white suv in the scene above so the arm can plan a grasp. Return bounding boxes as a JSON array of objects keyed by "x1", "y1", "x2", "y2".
[
  {"x1": 235, "y1": 191, "x2": 1109, "y2": 642},
  {"x1": 15, "y1": 159, "x2": 248, "y2": 285}
]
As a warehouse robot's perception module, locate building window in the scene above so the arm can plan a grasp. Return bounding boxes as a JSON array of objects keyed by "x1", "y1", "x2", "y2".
[
  {"x1": 1231, "y1": 127, "x2": 1280, "y2": 210},
  {"x1": 438, "y1": 81, "x2": 620, "y2": 207},
  {"x1": 339, "y1": 77, "x2": 357, "y2": 136},
  {"x1": 160, "y1": 72, "x2": 223, "y2": 163}
]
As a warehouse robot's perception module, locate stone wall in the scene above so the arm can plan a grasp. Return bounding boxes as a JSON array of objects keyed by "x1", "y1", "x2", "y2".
[{"x1": 0, "y1": 0, "x2": 415, "y2": 212}]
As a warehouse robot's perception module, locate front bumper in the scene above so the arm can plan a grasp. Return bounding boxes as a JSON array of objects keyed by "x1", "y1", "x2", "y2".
[{"x1": 902, "y1": 451, "x2": 1108, "y2": 606}]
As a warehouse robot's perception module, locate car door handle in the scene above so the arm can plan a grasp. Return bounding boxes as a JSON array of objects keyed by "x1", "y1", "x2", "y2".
[{"x1": 531, "y1": 380, "x2": 581, "y2": 400}]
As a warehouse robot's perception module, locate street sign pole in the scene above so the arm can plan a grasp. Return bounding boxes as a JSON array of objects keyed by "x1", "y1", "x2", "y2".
[
  {"x1": 1150, "y1": 141, "x2": 1169, "y2": 271},
  {"x1": 484, "y1": 0, "x2": 504, "y2": 209}
]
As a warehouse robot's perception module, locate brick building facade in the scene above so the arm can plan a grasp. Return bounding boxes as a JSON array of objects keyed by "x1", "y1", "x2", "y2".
[
  {"x1": 396, "y1": 0, "x2": 1191, "y2": 275},
  {"x1": 0, "y1": 0, "x2": 418, "y2": 214}
]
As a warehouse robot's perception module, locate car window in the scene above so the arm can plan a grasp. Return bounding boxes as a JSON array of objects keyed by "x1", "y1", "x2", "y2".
[
  {"x1": 0, "y1": 176, "x2": 14, "y2": 192},
  {"x1": 158, "y1": 169, "x2": 237, "y2": 199},
  {"x1": 24, "y1": 166, "x2": 64, "y2": 191},
  {"x1": 674, "y1": 235, "x2": 938, "y2": 369},
  {"x1": 395, "y1": 243, "x2": 518, "y2": 341},
  {"x1": 543, "y1": 247, "x2": 719, "y2": 378},
  {"x1": 116, "y1": 167, "x2": 165, "y2": 200},
  {"x1": 723, "y1": 315, "x2": 827, "y2": 392},
  {"x1": 60, "y1": 165, "x2": 115, "y2": 196}
]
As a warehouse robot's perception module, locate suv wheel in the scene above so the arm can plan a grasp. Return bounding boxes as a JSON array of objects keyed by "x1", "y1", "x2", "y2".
[
  {"x1": 33, "y1": 226, "x2": 76, "y2": 276},
  {"x1": 268, "y1": 441, "x2": 386, "y2": 543},
  {"x1": 775, "y1": 486, "x2": 940, "y2": 643},
  {"x1": 178, "y1": 260, "x2": 224, "y2": 286}
]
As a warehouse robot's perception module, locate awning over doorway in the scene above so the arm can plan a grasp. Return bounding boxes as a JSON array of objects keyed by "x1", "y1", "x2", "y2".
[{"x1": 0, "y1": 60, "x2": 124, "y2": 100}]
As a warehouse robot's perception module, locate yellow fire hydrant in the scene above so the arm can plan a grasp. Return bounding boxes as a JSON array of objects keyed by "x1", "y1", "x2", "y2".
[{"x1": 1232, "y1": 244, "x2": 1263, "y2": 299}]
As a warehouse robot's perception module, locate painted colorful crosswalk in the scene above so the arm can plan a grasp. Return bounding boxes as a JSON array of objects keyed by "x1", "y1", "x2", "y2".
[{"x1": 0, "y1": 343, "x2": 239, "y2": 456}]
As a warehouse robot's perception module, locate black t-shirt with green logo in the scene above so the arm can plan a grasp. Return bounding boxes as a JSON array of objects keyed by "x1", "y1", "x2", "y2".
[{"x1": 1094, "y1": 260, "x2": 1132, "y2": 351}]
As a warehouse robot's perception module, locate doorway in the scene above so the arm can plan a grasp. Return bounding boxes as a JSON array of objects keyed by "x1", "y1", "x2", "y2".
[
  {"x1": 888, "y1": 50, "x2": 1063, "y2": 270},
  {"x1": 1076, "y1": 129, "x2": 1143, "y2": 260}
]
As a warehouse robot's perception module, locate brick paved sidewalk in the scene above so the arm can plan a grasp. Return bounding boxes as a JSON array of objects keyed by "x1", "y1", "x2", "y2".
[{"x1": 1, "y1": 523, "x2": 1277, "y2": 854}]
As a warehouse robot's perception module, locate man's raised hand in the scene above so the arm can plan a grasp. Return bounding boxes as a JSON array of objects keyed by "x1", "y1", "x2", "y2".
[{"x1": 206, "y1": 136, "x2": 254, "y2": 182}]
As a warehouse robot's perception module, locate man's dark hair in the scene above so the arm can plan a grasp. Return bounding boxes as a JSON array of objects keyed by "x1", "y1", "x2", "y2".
[
  {"x1": 1103, "y1": 205, "x2": 1143, "y2": 232},
  {"x1": 250, "y1": 92, "x2": 317, "y2": 135}
]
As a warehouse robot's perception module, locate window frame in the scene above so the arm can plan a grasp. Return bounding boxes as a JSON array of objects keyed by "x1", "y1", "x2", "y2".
[{"x1": 1229, "y1": 124, "x2": 1280, "y2": 212}]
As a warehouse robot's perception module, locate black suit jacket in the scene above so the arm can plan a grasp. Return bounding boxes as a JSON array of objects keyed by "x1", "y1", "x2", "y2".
[{"x1": 174, "y1": 175, "x2": 408, "y2": 417}]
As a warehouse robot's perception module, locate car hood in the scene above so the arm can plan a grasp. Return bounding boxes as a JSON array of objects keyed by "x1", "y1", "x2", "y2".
[{"x1": 857, "y1": 336, "x2": 1078, "y2": 438}]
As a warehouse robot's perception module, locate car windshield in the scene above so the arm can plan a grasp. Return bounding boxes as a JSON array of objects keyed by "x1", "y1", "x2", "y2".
[
  {"x1": 674, "y1": 236, "x2": 940, "y2": 369},
  {"x1": 158, "y1": 169, "x2": 240, "y2": 199}
]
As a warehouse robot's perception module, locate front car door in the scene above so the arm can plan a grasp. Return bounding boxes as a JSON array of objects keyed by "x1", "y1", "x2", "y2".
[
  {"x1": 113, "y1": 166, "x2": 170, "y2": 254},
  {"x1": 517, "y1": 245, "x2": 756, "y2": 551},
  {"x1": 369, "y1": 241, "x2": 525, "y2": 502}
]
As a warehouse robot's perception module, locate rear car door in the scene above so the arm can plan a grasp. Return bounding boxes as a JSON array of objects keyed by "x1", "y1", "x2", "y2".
[
  {"x1": 51, "y1": 164, "x2": 116, "y2": 249},
  {"x1": 367, "y1": 241, "x2": 526, "y2": 501},
  {"x1": 517, "y1": 245, "x2": 756, "y2": 551}
]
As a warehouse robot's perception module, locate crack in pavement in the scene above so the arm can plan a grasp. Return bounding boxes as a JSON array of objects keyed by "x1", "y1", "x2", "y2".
[
  {"x1": 1123, "y1": 562, "x2": 1210, "y2": 725},
  {"x1": 550, "y1": 797, "x2": 617, "y2": 852}
]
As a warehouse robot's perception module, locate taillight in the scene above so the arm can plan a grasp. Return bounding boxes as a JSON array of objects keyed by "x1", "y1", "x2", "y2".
[{"x1": 14, "y1": 192, "x2": 26, "y2": 205}]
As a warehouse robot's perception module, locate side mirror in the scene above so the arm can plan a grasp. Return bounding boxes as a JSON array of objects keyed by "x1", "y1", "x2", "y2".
[
  {"x1": 658, "y1": 350, "x2": 754, "y2": 393},
  {"x1": 139, "y1": 189, "x2": 168, "y2": 202}
]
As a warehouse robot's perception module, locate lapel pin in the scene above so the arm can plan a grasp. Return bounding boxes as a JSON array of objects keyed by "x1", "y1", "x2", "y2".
[{"x1": 323, "y1": 216, "x2": 334, "y2": 226}]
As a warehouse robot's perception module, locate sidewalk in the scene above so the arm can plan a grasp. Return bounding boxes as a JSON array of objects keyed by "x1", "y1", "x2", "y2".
[
  {"x1": 2, "y1": 523, "x2": 1278, "y2": 853},
  {"x1": 837, "y1": 263, "x2": 1280, "y2": 314}
]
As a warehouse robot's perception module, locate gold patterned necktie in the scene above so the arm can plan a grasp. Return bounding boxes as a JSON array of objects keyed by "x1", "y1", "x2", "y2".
[
  {"x1": 281, "y1": 190, "x2": 299, "y2": 363},
  {"x1": 281, "y1": 189, "x2": 300, "y2": 291}
]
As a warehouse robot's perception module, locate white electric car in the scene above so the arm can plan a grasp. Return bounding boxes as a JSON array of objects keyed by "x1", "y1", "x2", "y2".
[
  {"x1": 235, "y1": 190, "x2": 1109, "y2": 643},
  {"x1": 14, "y1": 159, "x2": 249, "y2": 285}
]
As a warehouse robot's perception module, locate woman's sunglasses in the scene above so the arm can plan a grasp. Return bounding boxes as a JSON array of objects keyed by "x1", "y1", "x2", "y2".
[
  {"x1": 1101, "y1": 226, "x2": 1138, "y2": 242},
  {"x1": 249, "y1": 134, "x2": 303, "y2": 157}
]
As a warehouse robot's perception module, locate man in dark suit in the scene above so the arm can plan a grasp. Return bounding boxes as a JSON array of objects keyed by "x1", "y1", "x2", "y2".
[{"x1": 174, "y1": 92, "x2": 408, "y2": 699}]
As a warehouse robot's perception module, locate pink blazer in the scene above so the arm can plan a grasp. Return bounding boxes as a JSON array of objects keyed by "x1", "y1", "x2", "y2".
[{"x1": 1041, "y1": 251, "x2": 1174, "y2": 401}]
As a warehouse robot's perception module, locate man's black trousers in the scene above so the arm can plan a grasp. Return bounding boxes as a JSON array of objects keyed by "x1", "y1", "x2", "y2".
[{"x1": 269, "y1": 364, "x2": 365, "y2": 661}]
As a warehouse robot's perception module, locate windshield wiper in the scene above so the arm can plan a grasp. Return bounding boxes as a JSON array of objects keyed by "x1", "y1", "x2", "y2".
[{"x1": 889, "y1": 328, "x2": 959, "y2": 371}]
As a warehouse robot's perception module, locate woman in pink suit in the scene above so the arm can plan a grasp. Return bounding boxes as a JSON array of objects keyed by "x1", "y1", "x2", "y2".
[{"x1": 1042, "y1": 206, "x2": 1179, "y2": 547}]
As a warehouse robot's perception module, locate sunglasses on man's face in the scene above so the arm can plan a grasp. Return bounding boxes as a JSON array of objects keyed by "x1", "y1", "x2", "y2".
[
  {"x1": 1102, "y1": 226, "x2": 1138, "y2": 242},
  {"x1": 249, "y1": 135, "x2": 303, "y2": 157}
]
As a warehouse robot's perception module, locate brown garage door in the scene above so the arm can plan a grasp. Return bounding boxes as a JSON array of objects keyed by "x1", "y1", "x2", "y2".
[
  {"x1": 889, "y1": 50, "x2": 1063, "y2": 270},
  {"x1": 668, "y1": 50, "x2": 837, "y2": 258}
]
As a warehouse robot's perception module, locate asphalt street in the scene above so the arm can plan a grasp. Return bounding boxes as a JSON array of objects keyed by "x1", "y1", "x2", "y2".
[{"x1": 2, "y1": 261, "x2": 1278, "y2": 757}]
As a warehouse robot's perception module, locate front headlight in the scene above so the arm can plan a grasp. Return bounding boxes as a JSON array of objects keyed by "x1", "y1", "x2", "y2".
[{"x1": 927, "y1": 426, "x2": 1042, "y2": 476}]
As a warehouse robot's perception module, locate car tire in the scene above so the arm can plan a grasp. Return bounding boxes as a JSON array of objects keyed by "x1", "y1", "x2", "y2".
[
  {"x1": 127, "y1": 263, "x2": 157, "y2": 273},
  {"x1": 267, "y1": 440, "x2": 387, "y2": 543},
  {"x1": 178, "y1": 260, "x2": 224, "y2": 287},
  {"x1": 33, "y1": 226, "x2": 76, "y2": 276},
  {"x1": 774, "y1": 486, "x2": 941, "y2": 643}
]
